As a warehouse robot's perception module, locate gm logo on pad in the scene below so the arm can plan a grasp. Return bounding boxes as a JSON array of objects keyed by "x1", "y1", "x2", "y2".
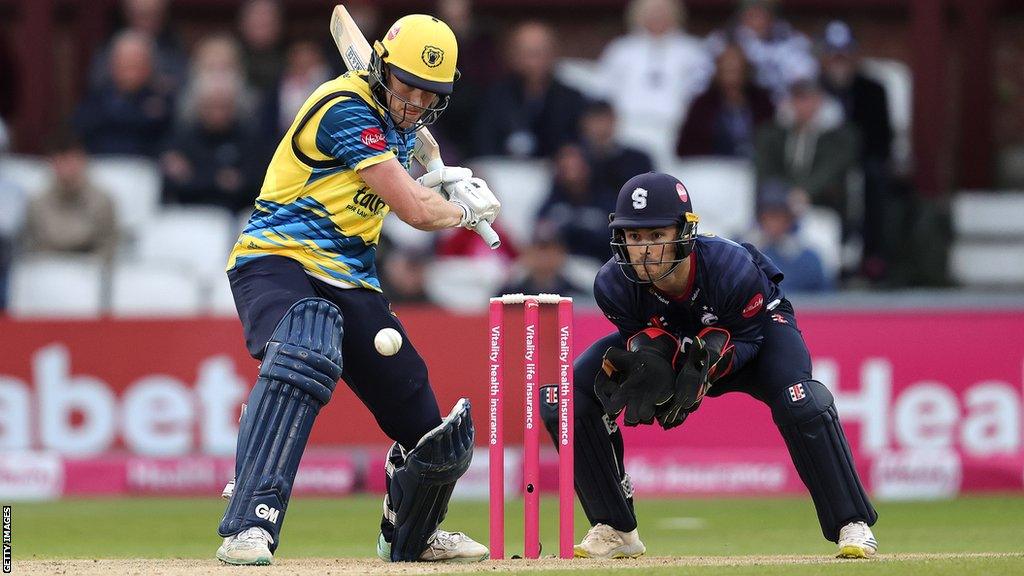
[{"x1": 255, "y1": 503, "x2": 280, "y2": 524}]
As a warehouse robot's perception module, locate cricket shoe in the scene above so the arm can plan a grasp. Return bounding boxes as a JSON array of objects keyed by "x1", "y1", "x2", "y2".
[
  {"x1": 217, "y1": 526, "x2": 274, "y2": 565},
  {"x1": 221, "y1": 477, "x2": 235, "y2": 500},
  {"x1": 836, "y1": 521, "x2": 878, "y2": 558},
  {"x1": 377, "y1": 530, "x2": 489, "y2": 562},
  {"x1": 574, "y1": 523, "x2": 646, "y2": 559}
]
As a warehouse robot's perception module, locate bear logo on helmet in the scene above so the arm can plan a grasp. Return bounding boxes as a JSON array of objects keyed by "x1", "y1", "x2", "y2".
[{"x1": 421, "y1": 46, "x2": 444, "y2": 67}]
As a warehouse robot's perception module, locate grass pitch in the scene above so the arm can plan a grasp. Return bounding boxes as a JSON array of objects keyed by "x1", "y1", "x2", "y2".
[{"x1": 8, "y1": 494, "x2": 1024, "y2": 575}]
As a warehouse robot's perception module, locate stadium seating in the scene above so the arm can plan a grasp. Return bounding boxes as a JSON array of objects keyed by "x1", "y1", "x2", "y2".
[
  {"x1": 554, "y1": 57, "x2": 604, "y2": 99},
  {"x1": 662, "y1": 157, "x2": 756, "y2": 238},
  {"x1": 861, "y1": 58, "x2": 913, "y2": 176},
  {"x1": 950, "y1": 191, "x2": 1024, "y2": 286},
  {"x1": 8, "y1": 255, "x2": 105, "y2": 317},
  {"x1": 110, "y1": 263, "x2": 203, "y2": 317},
  {"x1": 207, "y1": 273, "x2": 238, "y2": 317},
  {"x1": 468, "y1": 157, "x2": 553, "y2": 249},
  {"x1": 86, "y1": 156, "x2": 162, "y2": 242},
  {"x1": 799, "y1": 207, "x2": 844, "y2": 282},
  {"x1": 0, "y1": 154, "x2": 50, "y2": 197},
  {"x1": 423, "y1": 257, "x2": 509, "y2": 313},
  {"x1": 135, "y1": 206, "x2": 237, "y2": 280}
]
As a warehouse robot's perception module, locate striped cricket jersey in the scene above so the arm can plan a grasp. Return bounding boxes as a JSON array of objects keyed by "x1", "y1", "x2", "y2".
[{"x1": 227, "y1": 71, "x2": 415, "y2": 291}]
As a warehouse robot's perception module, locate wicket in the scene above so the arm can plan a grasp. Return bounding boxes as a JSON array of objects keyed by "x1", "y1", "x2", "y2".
[{"x1": 488, "y1": 293, "x2": 574, "y2": 560}]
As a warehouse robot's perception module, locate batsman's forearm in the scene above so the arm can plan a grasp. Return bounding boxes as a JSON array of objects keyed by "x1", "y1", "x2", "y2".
[{"x1": 397, "y1": 183, "x2": 465, "y2": 230}]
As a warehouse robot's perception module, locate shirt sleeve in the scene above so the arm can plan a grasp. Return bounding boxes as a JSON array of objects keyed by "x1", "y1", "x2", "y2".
[
  {"x1": 713, "y1": 258, "x2": 771, "y2": 373},
  {"x1": 315, "y1": 98, "x2": 395, "y2": 172},
  {"x1": 594, "y1": 269, "x2": 646, "y2": 340}
]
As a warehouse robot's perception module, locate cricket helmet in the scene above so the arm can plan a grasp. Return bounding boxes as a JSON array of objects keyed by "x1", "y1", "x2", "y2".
[
  {"x1": 608, "y1": 171, "x2": 700, "y2": 284},
  {"x1": 368, "y1": 14, "x2": 460, "y2": 132}
]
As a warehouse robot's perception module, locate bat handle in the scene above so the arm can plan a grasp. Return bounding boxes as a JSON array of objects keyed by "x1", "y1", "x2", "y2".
[{"x1": 426, "y1": 158, "x2": 501, "y2": 249}]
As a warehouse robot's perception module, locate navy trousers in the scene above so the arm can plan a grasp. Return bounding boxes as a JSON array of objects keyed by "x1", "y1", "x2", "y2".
[{"x1": 228, "y1": 255, "x2": 442, "y2": 450}]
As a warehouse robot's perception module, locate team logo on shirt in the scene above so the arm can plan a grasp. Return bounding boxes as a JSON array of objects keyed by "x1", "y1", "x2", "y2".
[
  {"x1": 361, "y1": 127, "x2": 388, "y2": 151},
  {"x1": 788, "y1": 383, "x2": 806, "y2": 402},
  {"x1": 421, "y1": 46, "x2": 444, "y2": 67},
  {"x1": 741, "y1": 293, "x2": 764, "y2": 318},
  {"x1": 700, "y1": 312, "x2": 718, "y2": 325}
]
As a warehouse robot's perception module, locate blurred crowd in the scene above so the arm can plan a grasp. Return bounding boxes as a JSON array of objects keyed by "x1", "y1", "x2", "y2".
[{"x1": 0, "y1": 0, "x2": 911, "y2": 313}]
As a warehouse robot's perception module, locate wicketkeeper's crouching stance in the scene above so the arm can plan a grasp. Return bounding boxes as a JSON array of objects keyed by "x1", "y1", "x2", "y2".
[
  {"x1": 539, "y1": 172, "x2": 878, "y2": 559},
  {"x1": 216, "y1": 14, "x2": 498, "y2": 565}
]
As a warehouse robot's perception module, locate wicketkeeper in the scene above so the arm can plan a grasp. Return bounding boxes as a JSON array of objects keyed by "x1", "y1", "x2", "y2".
[
  {"x1": 539, "y1": 172, "x2": 878, "y2": 559},
  {"x1": 216, "y1": 14, "x2": 498, "y2": 565}
]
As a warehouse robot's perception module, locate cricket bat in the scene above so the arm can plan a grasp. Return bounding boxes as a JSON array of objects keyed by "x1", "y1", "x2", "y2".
[{"x1": 330, "y1": 5, "x2": 501, "y2": 249}]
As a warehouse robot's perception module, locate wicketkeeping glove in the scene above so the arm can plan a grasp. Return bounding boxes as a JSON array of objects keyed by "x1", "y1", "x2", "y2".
[
  {"x1": 593, "y1": 328, "x2": 680, "y2": 426},
  {"x1": 654, "y1": 327, "x2": 733, "y2": 430}
]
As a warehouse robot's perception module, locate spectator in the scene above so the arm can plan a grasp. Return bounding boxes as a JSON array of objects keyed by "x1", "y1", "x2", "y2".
[
  {"x1": 598, "y1": 0, "x2": 712, "y2": 133},
  {"x1": 580, "y1": 101, "x2": 654, "y2": 198},
  {"x1": 818, "y1": 20, "x2": 894, "y2": 280},
  {"x1": 238, "y1": 0, "x2": 285, "y2": 94},
  {"x1": 754, "y1": 78, "x2": 858, "y2": 225},
  {"x1": 260, "y1": 40, "x2": 332, "y2": 138},
  {"x1": 161, "y1": 74, "x2": 266, "y2": 213},
  {"x1": 178, "y1": 34, "x2": 258, "y2": 128},
  {"x1": 475, "y1": 22, "x2": 584, "y2": 158},
  {"x1": 89, "y1": 0, "x2": 188, "y2": 94},
  {"x1": 23, "y1": 133, "x2": 117, "y2": 262},
  {"x1": 497, "y1": 223, "x2": 588, "y2": 300},
  {"x1": 430, "y1": 0, "x2": 500, "y2": 160},
  {"x1": 536, "y1": 144, "x2": 614, "y2": 263},
  {"x1": 676, "y1": 43, "x2": 774, "y2": 158},
  {"x1": 745, "y1": 181, "x2": 830, "y2": 292},
  {"x1": 74, "y1": 31, "x2": 175, "y2": 157},
  {"x1": 0, "y1": 148, "x2": 26, "y2": 311},
  {"x1": 707, "y1": 0, "x2": 817, "y2": 103},
  {"x1": 379, "y1": 247, "x2": 432, "y2": 305}
]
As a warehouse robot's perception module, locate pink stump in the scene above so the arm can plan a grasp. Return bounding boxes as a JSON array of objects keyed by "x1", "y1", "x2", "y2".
[
  {"x1": 557, "y1": 299, "x2": 574, "y2": 558},
  {"x1": 523, "y1": 297, "x2": 540, "y2": 559},
  {"x1": 488, "y1": 299, "x2": 504, "y2": 560}
]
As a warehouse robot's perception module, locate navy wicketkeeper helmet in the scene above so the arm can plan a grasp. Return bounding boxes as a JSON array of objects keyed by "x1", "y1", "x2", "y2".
[{"x1": 609, "y1": 171, "x2": 700, "y2": 284}]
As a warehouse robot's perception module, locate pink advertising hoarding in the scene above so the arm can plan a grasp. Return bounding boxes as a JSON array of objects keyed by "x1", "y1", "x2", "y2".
[{"x1": 0, "y1": 309, "x2": 1021, "y2": 499}]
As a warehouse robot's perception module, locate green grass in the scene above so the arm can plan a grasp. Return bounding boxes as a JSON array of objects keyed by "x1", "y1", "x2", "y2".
[{"x1": 9, "y1": 494, "x2": 1024, "y2": 574}]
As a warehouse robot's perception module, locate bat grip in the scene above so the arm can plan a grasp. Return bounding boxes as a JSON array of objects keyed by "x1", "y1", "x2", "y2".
[{"x1": 426, "y1": 158, "x2": 501, "y2": 249}]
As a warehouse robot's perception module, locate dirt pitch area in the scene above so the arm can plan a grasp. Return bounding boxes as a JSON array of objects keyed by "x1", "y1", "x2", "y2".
[{"x1": 13, "y1": 553, "x2": 1023, "y2": 576}]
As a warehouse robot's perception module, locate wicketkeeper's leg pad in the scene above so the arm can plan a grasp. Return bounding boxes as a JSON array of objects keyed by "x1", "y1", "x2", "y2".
[
  {"x1": 218, "y1": 298, "x2": 344, "y2": 550},
  {"x1": 385, "y1": 398, "x2": 475, "y2": 561},
  {"x1": 542, "y1": 386, "x2": 637, "y2": 532},
  {"x1": 771, "y1": 379, "x2": 877, "y2": 542}
]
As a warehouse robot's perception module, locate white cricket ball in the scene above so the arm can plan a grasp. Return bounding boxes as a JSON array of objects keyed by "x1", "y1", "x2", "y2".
[{"x1": 374, "y1": 328, "x2": 403, "y2": 356}]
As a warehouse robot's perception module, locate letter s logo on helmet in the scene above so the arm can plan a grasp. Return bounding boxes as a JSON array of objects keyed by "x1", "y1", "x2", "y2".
[{"x1": 631, "y1": 187, "x2": 648, "y2": 210}]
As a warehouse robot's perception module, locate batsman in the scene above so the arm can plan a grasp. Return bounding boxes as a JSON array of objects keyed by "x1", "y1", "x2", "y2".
[
  {"x1": 539, "y1": 172, "x2": 878, "y2": 559},
  {"x1": 215, "y1": 14, "x2": 497, "y2": 565}
]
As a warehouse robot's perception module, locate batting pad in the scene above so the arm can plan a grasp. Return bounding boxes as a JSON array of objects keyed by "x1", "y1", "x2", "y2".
[
  {"x1": 387, "y1": 399, "x2": 474, "y2": 561},
  {"x1": 219, "y1": 298, "x2": 344, "y2": 550},
  {"x1": 773, "y1": 379, "x2": 877, "y2": 542}
]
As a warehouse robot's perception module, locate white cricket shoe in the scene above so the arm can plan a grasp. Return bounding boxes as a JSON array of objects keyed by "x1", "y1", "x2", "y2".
[
  {"x1": 837, "y1": 521, "x2": 878, "y2": 558},
  {"x1": 377, "y1": 530, "x2": 489, "y2": 562},
  {"x1": 217, "y1": 526, "x2": 274, "y2": 565},
  {"x1": 221, "y1": 478, "x2": 235, "y2": 500},
  {"x1": 574, "y1": 523, "x2": 646, "y2": 559}
]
